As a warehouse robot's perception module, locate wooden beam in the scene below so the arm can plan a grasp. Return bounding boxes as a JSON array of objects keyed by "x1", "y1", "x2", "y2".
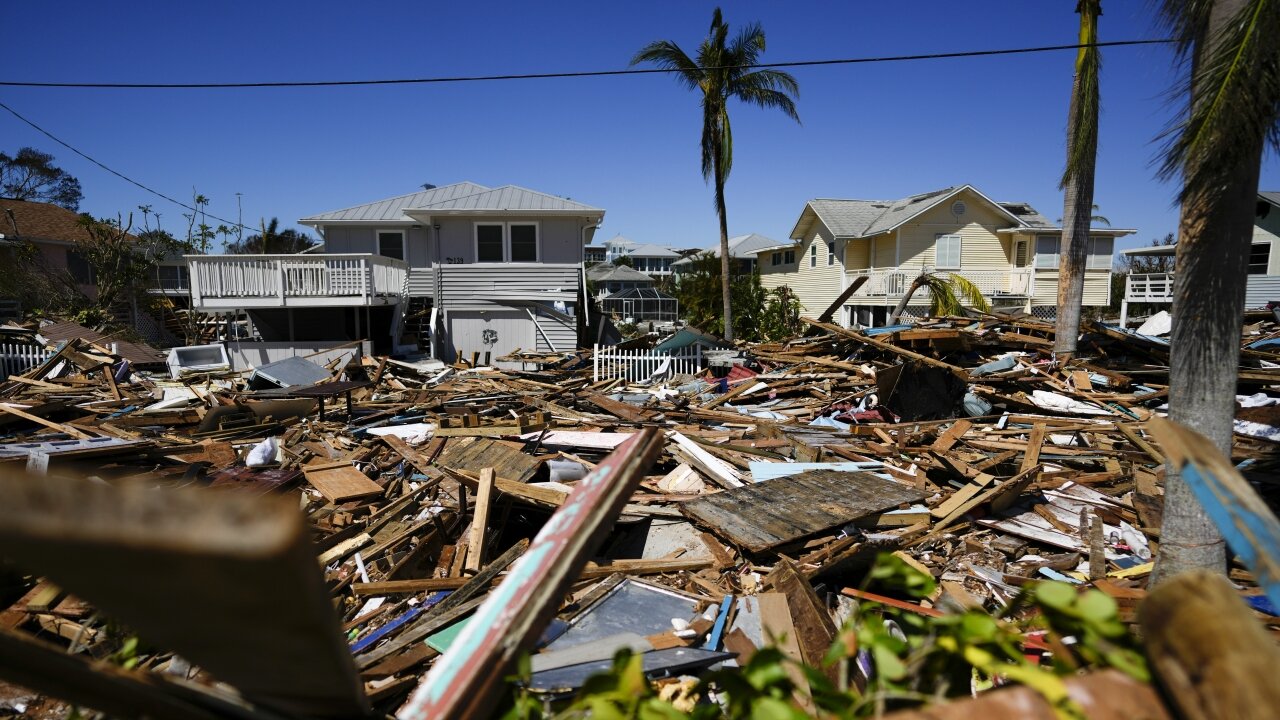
[
  {"x1": 399, "y1": 428, "x2": 664, "y2": 720},
  {"x1": 0, "y1": 403, "x2": 93, "y2": 439},
  {"x1": 464, "y1": 468, "x2": 495, "y2": 573},
  {"x1": 802, "y1": 318, "x2": 970, "y2": 379},
  {"x1": 0, "y1": 466, "x2": 367, "y2": 719}
]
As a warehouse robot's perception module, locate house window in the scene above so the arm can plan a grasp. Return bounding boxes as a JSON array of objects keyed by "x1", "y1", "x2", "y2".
[
  {"x1": 785, "y1": 249, "x2": 795, "y2": 264},
  {"x1": 935, "y1": 234, "x2": 962, "y2": 269},
  {"x1": 377, "y1": 230, "x2": 405, "y2": 260},
  {"x1": 157, "y1": 264, "x2": 189, "y2": 290},
  {"x1": 1086, "y1": 236, "x2": 1114, "y2": 270},
  {"x1": 510, "y1": 224, "x2": 538, "y2": 262},
  {"x1": 771, "y1": 251, "x2": 782, "y2": 267},
  {"x1": 67, "y1": 250, "x2": 95, "y2": 285},
  {"x1": 1250, "y1": 243, "x2": 1271, "y2": 275},
  {"x1": 1035, "y1": 235, "x2": 1060, "y2": 268},
  {"x1": 827, "y1": 241, "x2": 836, "y2": 266},
  {"x1": 476, "y1": 224, "x2": 505, "y2": 262},
  {"x1": 810, "y1": 244, "x2": 817, "y2": 267}
]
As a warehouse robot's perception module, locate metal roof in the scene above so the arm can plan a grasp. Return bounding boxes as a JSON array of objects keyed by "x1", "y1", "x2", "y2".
[
  {"x1": 620, "y1": 242, "x2": 680, "y2": 258},
  {"x1": 586, "y1": 264, "x2": 655, "y2": 283},
  {"x1": 300, "y1": 181, "x2": 490, "y2": 223},
  {"x1": 671, "y1": 233, "x2": 782, "y2": 264},
  {"x1": 1262, "y1": 191, "x2": 1280, "y2": 207},
  {"x1": 405, "y1": 185, "x2": 604, "y2": 214}
]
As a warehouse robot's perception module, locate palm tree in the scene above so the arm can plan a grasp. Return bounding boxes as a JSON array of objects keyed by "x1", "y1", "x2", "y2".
[
  {"x1": 889, "y1": 271, "x2": 991, "y2": 324},
  {"x1": 1057, "y1": 203, "x2": 1111, "y2": 226},
  {"x1": 632, "y1": 8, "x2": 799, "y2": 341},
  {"x1": 226, "y1": 217, "x2": 317, "y2": 254},
  {"x1": 1152, "y1": 0, "x2": 1280, "y2": 583},
  {"x1": 1053, "y1": 0, "x2": 1103, "y2": 359}
]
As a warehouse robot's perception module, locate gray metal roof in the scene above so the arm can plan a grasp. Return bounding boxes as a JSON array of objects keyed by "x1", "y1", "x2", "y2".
[
  {"x1": 671, "y1": 233, "x2": 783, "y2": 264},
  {"x1": 621, "y1": 242, "x2": 680, "y2": 258},
  {"x1": 406, "y1": 185, "x2": 603, "y2": 214},
  {"x1": 586, "y1": 264, "x2": 655, "y2": 283},
  {"x1": 300, "y1": 181, "x2": 490, "y2": 223},
  {"x1": 1262, "y1": 191, "x2": 1280, "y2": 207}
]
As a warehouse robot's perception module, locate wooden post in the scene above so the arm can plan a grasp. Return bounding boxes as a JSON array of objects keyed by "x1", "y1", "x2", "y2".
[
  {"x1": 464, "y1": 468, "x2": 495, "y2": 574},
  {"x1": 398, "y1": 428, "x2": 664, "y2": 720}
]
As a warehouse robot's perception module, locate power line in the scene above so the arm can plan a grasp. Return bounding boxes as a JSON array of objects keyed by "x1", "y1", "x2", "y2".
[
  {"x1": 0, "y1": 99, "x2": 256, "y2": 233},
  {"x1": 0, "y1": 40, "x2": 1171, "y2": 89},
  {"x1": 0, "y1": 38, "x2": 1172, "y2": 228}
]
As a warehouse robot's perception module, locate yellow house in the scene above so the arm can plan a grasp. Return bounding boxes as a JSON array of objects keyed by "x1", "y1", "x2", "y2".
[{"x1": 756, "y1": 185, "x2": 1135, "y2": 327}]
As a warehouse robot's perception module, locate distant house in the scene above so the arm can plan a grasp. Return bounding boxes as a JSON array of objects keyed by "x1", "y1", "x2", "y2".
[
  {"x1": 755, "y1": 185, "x2": 1135, "y2": 327},
  {"x1": 586, "y1": 235, "x2": 682, "y2": 276},
  {"x1": 184, "y1": 181, "x2": 605, "y2": 363},
  {"x1": 0, "y1": 198, "x2": 112, "y2": 299},
  {"x1": 670, "y1": 233, "x2": 782, "y2": 275},
  {"x1": 1117, "y1": 190, "x2": 1280, "y2": 325},
  {"x1": 587, "y1": 262, "x2": 655, "y2": 297}
]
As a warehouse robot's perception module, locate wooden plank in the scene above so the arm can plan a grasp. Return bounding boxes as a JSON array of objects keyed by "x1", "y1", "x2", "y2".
[
  {"x1": 399, "y1": 428, "x2": 664, "y2": 720},
  {"x1": 765, "y1": 558, "x2": 837, "y2": 680},
  {"x1": 303, "y1": 463, "x2": 384, "y2": 504},
  {"x1": 1020, "y1": 423, "x2": 1046, "y2": 474},
  {"x1": 929, "y1": 419, "x2": 972, "y2": 453},
  {"x1": 0, "y1": 465, "x2": 367, "y2": 718},
  {"x1": 0, "y1": 625, "x2": 277, "y2": 720},
  {"x1": 1147, "y1": 416, "x2": 1280, "y2": 610},
  {"x1": 757, "y1": 592, "x2": 813, "y2": 710},
  {"x1": 668, "y1": 431, "x2": 746, "y2": 488},
  {"x1": 803, "y1": 318, "x2": 970, "y2": 379},
  {"x1": 929, "y1": 473, "x2": 996, "y2": 519},
  {"x1": 464, "y1": 468, "x2": 495, "y2": 573},
  {"x1": 679, "y1": 470, "x2": 925, "y2": 552},
  {"x1": 0, "y1": 403, "x2": 92, "y2": 439},
  {"x1": 1140, "y1": 570, "x2": 1280, "y2": 720}
]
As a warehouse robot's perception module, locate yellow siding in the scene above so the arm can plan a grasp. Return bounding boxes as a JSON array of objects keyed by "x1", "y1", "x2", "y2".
[
  {"x1": 894, "y1": 188, "x2": 1011, "y2": 270},
  {"x1": 768, "y1": 224, "x2": 845, "y2": 317},
  {"x1": 870, "y1": 233, "x2": 897, "y2": 267},
  {"x1": 759, "y1": 248, "x2": 799, "y2": 291},
  {"x1": 845, "y1": 238, "x2": 869, "y2": 269},
  {"x1": 1032, "y1": 269, "x2": 1111, "y2": 306}
]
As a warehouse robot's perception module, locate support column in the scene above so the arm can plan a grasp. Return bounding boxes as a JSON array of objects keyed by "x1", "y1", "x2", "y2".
[{"x1": 1120, "y1": 300, "x2": 1129, "y2": 329}]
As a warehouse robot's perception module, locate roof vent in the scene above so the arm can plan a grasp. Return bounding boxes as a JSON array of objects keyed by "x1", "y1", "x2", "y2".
[
  {"x1": 421, "y1": 183, "x2": 437, "y2": 190},
  {"x1": 951, "y1": 201, "x2": 967, "y2": 217}
]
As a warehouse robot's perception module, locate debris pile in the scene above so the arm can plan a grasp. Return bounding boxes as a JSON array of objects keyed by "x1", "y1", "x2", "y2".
[{"x1": 0, "y1": 313, "x2": 1276, "y2": 718}]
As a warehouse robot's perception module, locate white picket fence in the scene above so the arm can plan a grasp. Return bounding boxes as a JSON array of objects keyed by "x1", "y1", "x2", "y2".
[
  {"x1": 592, "y1": 344, "x2": 705, "y2": 383},
  {"x1": 0, "y1": 343, "x2": 53, "y2": 379}
]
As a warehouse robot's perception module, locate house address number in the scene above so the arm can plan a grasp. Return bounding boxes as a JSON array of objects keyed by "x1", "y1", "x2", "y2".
[{"x1": 446, "y1": 257, "x2": 465, "y2": 264}]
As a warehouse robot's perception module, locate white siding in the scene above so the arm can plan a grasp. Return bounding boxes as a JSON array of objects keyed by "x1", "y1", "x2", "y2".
[
  {"x1": 445, "y1": 309, "x2": 536, "y2": 367},
  {"x1": 1032, "y1": 269, "x2": 1111, "y2": 306}
]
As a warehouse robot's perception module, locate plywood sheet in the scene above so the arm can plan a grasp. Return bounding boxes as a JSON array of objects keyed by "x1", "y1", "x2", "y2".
[
  {"x1": 679, "y1": 469, "x2": 926, "y2": 552},
  {"x1": 303, "y1": 462, "x2": 384, "y2": 503}
]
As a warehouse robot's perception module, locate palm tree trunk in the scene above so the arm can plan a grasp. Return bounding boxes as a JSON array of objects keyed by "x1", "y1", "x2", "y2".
[
  {"x1": 713, "y1": 142, "x2": 734, "y2": 341},
  {"x1": 889, "y1": 275, "x2": 926, "y2": 324},
  {"x1": 1054, "y1": 1, "x2": 1100, "y2": 359},
  {"x1": 1152, "y1": 0, "x2": 1264, "y2": 583}
]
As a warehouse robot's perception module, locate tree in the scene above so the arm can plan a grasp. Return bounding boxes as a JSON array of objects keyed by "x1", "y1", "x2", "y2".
[
  {"x1": 225, "y1": 217, "x2": 318, "y2": 254},
  {"x1": 1053, "y1": 0, "x2": 1103, "y2": 359},
  {"x1": 0, "y1": 147, "x2": 83, "y2": 210},
  {"x1": 632, "y1": 8, "x2": 799, "y2": 342},
  {"x1": 74, "y1": 213, "x2": 182, "y2": 315},
  {"x1": 889, "y1": 271, "x2": 991, "y2": 324},
  {"x1": 1152, "y1": 0, "x2": 1280, "y2": 582},
  {"x1": 672, "y1": 252, "x2": 766, "y2": 340},
  {"x1": 613, "y1": 254, "x2": 634, "y2": 267}
]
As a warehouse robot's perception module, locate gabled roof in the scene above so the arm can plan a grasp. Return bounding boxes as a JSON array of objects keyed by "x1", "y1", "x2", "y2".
[
  {"x1": 405, "y1": 185, "x2": 604, "y2": 215},
  {"x1": 790, "y1": 185, "x2": 1030, "y2": 240},
  {"x1": 0, "y1": 198, "x2": 141, "y2": 246},
  {"x1": 672, "y1": 233, "x2": 782, "y2": 264},
  {"x1": 621, "y1": 242, "x2": 680, "y2": 258},
  {"x1": 586, "y1": 263, "x2": 655, "y2": 283},
  {"x1": 300, "y1": 181, "x2": 490, "y2": 223}
]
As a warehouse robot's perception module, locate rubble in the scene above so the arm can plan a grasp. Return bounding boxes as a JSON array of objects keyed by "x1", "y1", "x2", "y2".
[{"x1": 0, "y1": 311, "x2": 1277, "y2": 718}]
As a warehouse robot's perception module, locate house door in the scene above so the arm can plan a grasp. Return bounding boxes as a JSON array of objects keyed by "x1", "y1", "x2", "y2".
[
  {"x1": 447, "y1": 309, "x2": 535, "y2": 367},
  {"x1": 1010, "y1": 239, "x2": 1032, "y2": 294}
]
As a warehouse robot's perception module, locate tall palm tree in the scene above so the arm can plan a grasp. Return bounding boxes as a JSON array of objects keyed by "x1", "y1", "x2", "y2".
[
  {"x1": 1152, "y1": 0, "x2": 1280, "y2": 582},
  {"x1": 1054, "y1": 0, "x2": 1103, "y2": 359},
  {"x1": 889, "y1": 271, "x2": 991, "y2": 324},
  {"x1": 632, "y1": 8, "x2": 799, "y2": 341}
]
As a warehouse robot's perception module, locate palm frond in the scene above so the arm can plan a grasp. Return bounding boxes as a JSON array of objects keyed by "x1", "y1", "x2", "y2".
[
  {"x1": 946, "y1": 273, "x2": 992, "y2": 313},
  {"x1": 733, "y1": 84, "x2": 801, "y2": 123},
  {"x1": 1157, "y1": 0, "x2": 1280, "y2": 198},
  {"x1": 630, "y1": 41, "x2": 703, "y2": 92},
  {"x1": 922, "y1": 275, "x2": 961, "y2": 317}
]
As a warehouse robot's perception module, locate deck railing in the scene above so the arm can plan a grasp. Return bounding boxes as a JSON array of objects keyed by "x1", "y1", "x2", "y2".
[
  {"x1": 846, "y1": 267, "x2": 1035, "y2": 299},
  {"x1": 1124, "y1": 272, "x2": 1175, "y2": 303},
  {"x1": 187, "y1": 254, "x2": 408, "y2": 307}
]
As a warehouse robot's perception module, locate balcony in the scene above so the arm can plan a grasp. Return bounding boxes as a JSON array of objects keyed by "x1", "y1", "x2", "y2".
[
  {"x1": 1123, "y1": 272, "x2": 1174, "y2": 303},
  {"x1": 846, "y1": 267, "x2": 1034, "y2": 302},
  {"x1": 187, "y1": 254, "x2": 407, "y2": 310}
]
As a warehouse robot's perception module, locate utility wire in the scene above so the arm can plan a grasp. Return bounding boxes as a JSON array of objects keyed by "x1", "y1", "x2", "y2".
[
  {"x1": 0, "y1": 38, "x2": 1173, "y2": 226},
  {"x1": 0, "y1": 39, "x2": 1171, "y2": 89},
  {"x1": 0, "y1": 98, "x2": 256, "y2": 232}
]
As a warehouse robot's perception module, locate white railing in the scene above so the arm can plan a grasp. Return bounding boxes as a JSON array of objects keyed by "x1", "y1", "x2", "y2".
[
  {"x1": 1124, "y1": 272, "x2": 1175, "y2": 302},
  {"x1": 846, "y1": 267, "x2": 1035, "y2": 299},
  {"x1": 593, "y1": 344, "x2": 704, "y2": 383},
  {"x1": 0, "y1": 343, "x2": 53, "y2": 378},
  {"x1": 187, "y1": 254, "x2": 408, "y2": 306}
]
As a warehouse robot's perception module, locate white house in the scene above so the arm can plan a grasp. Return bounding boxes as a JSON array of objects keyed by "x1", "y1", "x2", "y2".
[{"x1": 184, "y1": 181, "x2": 604, "y2": 364}]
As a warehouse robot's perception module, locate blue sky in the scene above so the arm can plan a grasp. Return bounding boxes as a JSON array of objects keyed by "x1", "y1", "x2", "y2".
[{"x1": 2, "y1": 1, "x2": 1277, "y2": 253}]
